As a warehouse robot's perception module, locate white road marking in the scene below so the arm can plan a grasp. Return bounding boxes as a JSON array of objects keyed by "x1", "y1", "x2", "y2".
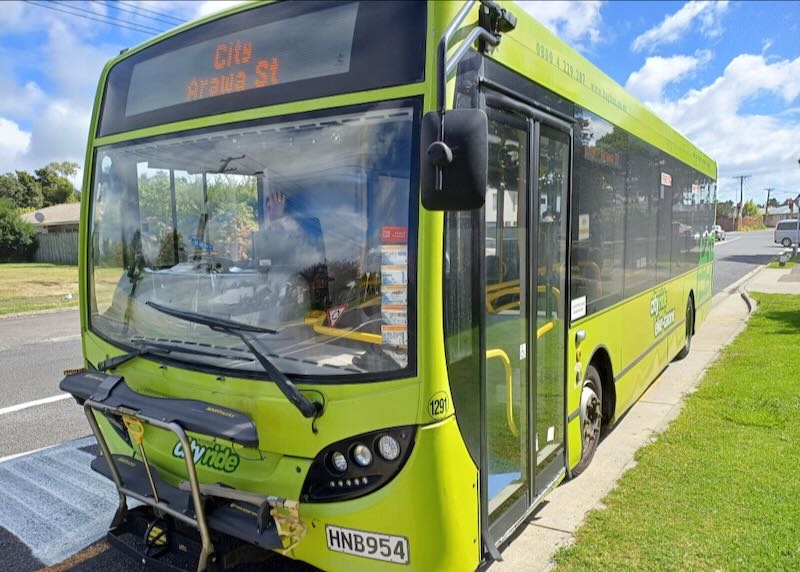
[
  {"x1": 0, "y1": 436, "x2": 118, "y2": 565},
  {"x1": 0, "y1": 443, "x2": 58, "y2": 464},
  {"x1": 46, "y1": 334, "x2": 81, "y2": 343},
  {"x1": 0, "y1": 394, "x2": 72, "y2": 416}
]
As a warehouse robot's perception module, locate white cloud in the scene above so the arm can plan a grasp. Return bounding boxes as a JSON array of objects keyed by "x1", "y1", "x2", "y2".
[
  {"x1": 517, "y1": 1, "x2": 604, "y2": 49},
  {"x1": 0, "y1": 4, "x2": 129, "y2": 182},
  {"x1": 625, "y1": 50, "x2": 712, "y2": 102},
  {"x1": 647, "y1": 53, "x2": 800, "y2": 201},
  {"x1": 632, "y1": 1, "x2": 729, "y2": 53},
  {"x1": 0, "y1": 79, "x2": 46, "y2": 120},
  {"x1": 0, "y1": 118, "x2": 31, "y2": 171},
  {"x1": 21, "y1": 101, "x2": 92, "y2": 171}
]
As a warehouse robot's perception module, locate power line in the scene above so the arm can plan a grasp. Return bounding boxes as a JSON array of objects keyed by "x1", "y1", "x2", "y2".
[
  {"x1": 25, "y1": 0, "x2": 165, "y2": 36},
  {"x1": 52, "y1": 0, "x2": 167, "y2": 34},
  {"x1": 94, "y1": 1, "x2": 185, "y2": 28},
  {"x1": 116, "y1": 0, "x2": 185, "y2": 25}
]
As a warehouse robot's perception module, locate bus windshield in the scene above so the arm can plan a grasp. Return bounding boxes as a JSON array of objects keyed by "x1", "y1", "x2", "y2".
[{"x1": 89, "y1": 104, "x2": 416, "y2": 378}]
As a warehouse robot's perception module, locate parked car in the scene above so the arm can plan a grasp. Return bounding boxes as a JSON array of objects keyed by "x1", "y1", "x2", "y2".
[
  {"x1": 711, "y1": 224, "x2": 726, "y2": 241},
  {"x1": 775, "y1": 219, "x2": 799, "y2": 247}
]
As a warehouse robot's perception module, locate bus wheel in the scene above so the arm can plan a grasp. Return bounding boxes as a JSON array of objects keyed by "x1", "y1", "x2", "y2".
[
  {"x1": 675, "y1": 298, "x2": 694, "y2": 360},
  {"x1": 782, "y1": 237, "x2": 792, "y2": 248},
  {"x1": 572, "y1": 365, "x2": 603, "y2": 476}
]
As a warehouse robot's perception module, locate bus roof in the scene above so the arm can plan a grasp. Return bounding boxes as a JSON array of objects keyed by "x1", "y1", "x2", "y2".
[
  {"x1": 98, "y1": 1, "x2": 716, "y2": 180},
  {"x1": 481, "y1": 0, "x2": 717, "y2": 179}
]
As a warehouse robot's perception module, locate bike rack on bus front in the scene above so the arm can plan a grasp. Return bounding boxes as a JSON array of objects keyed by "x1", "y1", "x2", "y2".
[{"x1": 82, "y1": 399, "x2": 217, "y2": 571}]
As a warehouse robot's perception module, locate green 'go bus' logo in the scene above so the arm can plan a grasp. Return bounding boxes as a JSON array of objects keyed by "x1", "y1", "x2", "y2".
[
  {"x1": 649, "y1": 287, "x2": 675, "y2": 337},
  {"x1": 172, "y1": 438, "x2": 240, "y2": 473}
]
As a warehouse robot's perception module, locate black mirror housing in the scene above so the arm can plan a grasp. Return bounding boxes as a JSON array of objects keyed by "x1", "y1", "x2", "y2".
[{"x1": 421, "y1": 109, "x2": 488, "y2": 211}]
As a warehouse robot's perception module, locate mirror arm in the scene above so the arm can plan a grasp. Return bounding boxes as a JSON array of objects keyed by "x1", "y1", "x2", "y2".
[{"x1": 434, "y1": 1, "x2": 514, "y2": 191}]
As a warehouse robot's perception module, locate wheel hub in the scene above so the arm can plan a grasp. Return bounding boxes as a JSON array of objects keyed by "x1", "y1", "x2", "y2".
[{"x1": 580, "y1": 386, "x2": 602, "y2": 448}]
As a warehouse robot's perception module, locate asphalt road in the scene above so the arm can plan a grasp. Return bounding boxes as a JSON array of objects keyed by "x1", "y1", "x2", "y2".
[
  {"x1": 0, "y1": 310, "x2": 86, "y2": 459},
  {"x1": 0, "y1": 229, "x2": 782, "y2": 570},
  {"x1": 711, "y1": 229, "x2": 778, "y2": 294}
]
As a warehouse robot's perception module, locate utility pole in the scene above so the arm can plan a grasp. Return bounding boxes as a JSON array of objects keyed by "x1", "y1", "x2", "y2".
[
  {"x1": 764, "y1": 187, "x2": 773, "y2": 223},
  {"x1": 732, "y1": 175, "x2": 750, "y2": 230}
]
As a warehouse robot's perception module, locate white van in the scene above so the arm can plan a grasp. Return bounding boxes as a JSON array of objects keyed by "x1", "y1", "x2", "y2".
[{"x1": 775, "y1": 219, "x2": 799, "y2": 247}]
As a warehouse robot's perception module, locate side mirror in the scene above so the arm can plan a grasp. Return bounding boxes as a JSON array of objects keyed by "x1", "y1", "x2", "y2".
[{"x1": 421, "y1": 109, "x2": 488, "y2": 211}]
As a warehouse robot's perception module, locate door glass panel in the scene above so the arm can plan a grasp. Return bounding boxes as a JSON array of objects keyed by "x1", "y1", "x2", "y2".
[
  {"x1": 535, "y1": 124, "x2": 569, "y2": 476},
  {"x1": 485, "y1": 118, "x2": 529, "y2": 521}
]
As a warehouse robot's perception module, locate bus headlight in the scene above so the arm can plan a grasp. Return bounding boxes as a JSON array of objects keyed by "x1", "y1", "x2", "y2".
[
  {"x1": 330, "y1": 451, "x2": 348, "y2": 472},
  {"x1": 352, "y1": 443, "x2": 372, "y2": 467},
  {"x1": 301, "y1": 425, "x2": 416, "y2": 502},
  {"x1": 377, "y1": 435, "x2": 401, "y2": 461}
]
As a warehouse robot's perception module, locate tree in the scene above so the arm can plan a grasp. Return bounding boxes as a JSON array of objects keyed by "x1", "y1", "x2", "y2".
[
  {"x1": 0, "y1": 173, "x2": 25, "y2": 206},
  {"x1": 35, "y1": 162, "x2": 79, "y2": 206},
  {"x1": 742, "y1": 199, "x2": 759, "y2": 217},
  {"x1": 716, "y1": 200, "x2": 735, "y2": 219},
  {"x1": 14, "y1": 170, "x2": 44, "y2": 209},
  {"x1": 0, "y1": 198, "x2": 38, "y2": 261},
  {"x1": 47, "y1": 161, "x2": 79, "y2": 178},
  {"x1": 0, "y1": 162, "x2": 80, "y2": 210},
  {"x1": 768, "y1": 197, "x2": 779, "y2": 208}
]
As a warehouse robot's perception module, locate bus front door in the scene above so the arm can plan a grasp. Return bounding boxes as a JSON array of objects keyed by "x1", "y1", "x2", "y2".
[{"x1": 483, "y1": 100, "x2": 570, "y2": 546}]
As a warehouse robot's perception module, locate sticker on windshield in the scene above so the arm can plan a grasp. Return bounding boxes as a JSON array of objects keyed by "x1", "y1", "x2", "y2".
[
  {"x1": 381, "y1": 285, "x2": 407, "y2": 306},
  {"x1": 381, "y1": 245, "x2": 407, "y2": 266},
  {"x1": 326, "y1": 305, "x2": 347, "y2": 327},
  {"x1": 381, "y1": 226, "x2": 408, "y2": 244},
  {"x1": 381, "y1": 325, "x2": 407, "y2": 347},
  {"x1": 381, "y1": 266, "x2": 407, "y2": 286},
  {"x1": 381, "y1": 306, "x2": 406, "y2": 326}
]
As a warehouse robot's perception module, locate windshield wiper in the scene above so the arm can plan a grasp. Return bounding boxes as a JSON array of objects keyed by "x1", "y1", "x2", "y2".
[
  {"x1": 98, "y1": 339, "x2": 256, "y2": 371},
  {"x1": 98, "y1": 345, "x2": 171, "y2": 371},
  {"x1": 145, "y1": 301, "x2": 323, "y2": 420}
]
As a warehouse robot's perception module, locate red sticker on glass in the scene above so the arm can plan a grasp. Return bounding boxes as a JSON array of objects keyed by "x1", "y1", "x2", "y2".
[
  {"x1": 326, "y1": 305, "x2": 347, "y2": 327},
  {"x1": 381, "y1": 226, "x2": 408, "y2": 243}
]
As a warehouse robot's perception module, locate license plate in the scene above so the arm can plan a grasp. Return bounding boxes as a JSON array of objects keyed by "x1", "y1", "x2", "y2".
[{"x1": 326, "y1": 525, "x2": 409, "y2": 565}]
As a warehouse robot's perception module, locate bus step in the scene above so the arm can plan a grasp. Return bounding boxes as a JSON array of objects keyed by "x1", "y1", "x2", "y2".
[
  {"x1": 108, "y1": 506, "x2": 205, "y2": 572},
  {"x1": 91, "y1": 455, "x2": 283, "y2": 550}
]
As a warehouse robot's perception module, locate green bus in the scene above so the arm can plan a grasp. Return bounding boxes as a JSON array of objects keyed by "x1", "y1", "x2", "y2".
[{"x1": 60, "y1": 1, "x2": 716, "y2": 570}]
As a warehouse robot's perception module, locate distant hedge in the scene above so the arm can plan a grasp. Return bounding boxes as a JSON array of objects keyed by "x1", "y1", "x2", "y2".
[{"x1": 0, "y1": 198, "x2": 38, "y2": 262}]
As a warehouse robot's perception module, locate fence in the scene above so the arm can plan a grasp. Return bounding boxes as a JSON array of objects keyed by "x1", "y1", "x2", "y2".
[
  {"x1": 34, "y1": 230, "x2": 79, "y2": 265},
  {"x1": 715, "y1": 216, "x2": 765, "y2": 232}
]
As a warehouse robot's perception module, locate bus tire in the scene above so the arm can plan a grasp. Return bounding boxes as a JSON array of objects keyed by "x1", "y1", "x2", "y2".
[
  {"x1": 572, "y1": 364, "x2": 603, "y2": 476},
  {"x1": 675, "y1": 297, "x2": 694, "y2": 360},
  {"x1": 782, "y1": 237, "x2": 792, "y2": 248}
]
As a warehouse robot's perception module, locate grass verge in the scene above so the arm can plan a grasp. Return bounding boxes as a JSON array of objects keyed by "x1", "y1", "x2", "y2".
[
  {"x1": 553, "y1": 293, "x2": 800, "y2": 571},
  {"x1": 767, "y1": 260, "x2": 797, "y2": 269},
  {"x1": 0, "y1": 263, "x2": 117, "y2": 316}
]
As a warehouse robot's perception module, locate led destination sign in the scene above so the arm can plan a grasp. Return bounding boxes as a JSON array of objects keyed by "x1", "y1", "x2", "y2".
[
  {"x1": 97, "y1": 1, "x2": 426, "y2": 136},
  {"x1": 125, "y1": 2, "x2": 359, "y2": 117}
]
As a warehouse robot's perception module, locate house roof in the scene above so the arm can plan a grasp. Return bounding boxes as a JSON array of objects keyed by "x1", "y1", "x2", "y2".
[
  {"x1": 765, "y1": 205, "x2": 794, "y2": 215},
  {"x1": 21, "y1": 202, "x2": 81, "y2": 226}
]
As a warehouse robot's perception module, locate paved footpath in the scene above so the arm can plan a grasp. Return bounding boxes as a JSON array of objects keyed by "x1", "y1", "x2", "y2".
[{"x1": 489, "y1": 265, "x2": 794, "y2": 571}]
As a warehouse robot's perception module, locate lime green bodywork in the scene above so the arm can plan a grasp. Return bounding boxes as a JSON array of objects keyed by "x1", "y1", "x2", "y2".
[{"x1": 76, "y1": 2, "x2": 715, "y2": 571}]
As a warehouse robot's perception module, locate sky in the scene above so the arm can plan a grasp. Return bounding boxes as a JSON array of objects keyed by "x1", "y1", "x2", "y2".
[{"x1": 0, "y1": 0, "x2": 798, "y2": 205}]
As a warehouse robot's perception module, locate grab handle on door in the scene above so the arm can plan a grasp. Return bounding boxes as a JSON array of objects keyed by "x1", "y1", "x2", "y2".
[{"x1": 486, "y1": 348, "x2": 518, "y2": 437}]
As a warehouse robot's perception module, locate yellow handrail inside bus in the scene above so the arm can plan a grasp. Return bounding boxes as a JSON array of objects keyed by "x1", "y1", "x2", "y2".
[
  {"x1": 485, "y1": 281, "x2": 561, "y2": 314},
  {"x1": 537, "y1": 320, "x2": 556, "y2": 338},
  {"x1": 486, "y1": 348, "x2": 517, "y2": 437},
  {"x1": 304, "y1": 311, "x2": 383, "y2": 345},
  {"x1": 485, "y1": 322, "x2": 556, "y2": 438}
]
